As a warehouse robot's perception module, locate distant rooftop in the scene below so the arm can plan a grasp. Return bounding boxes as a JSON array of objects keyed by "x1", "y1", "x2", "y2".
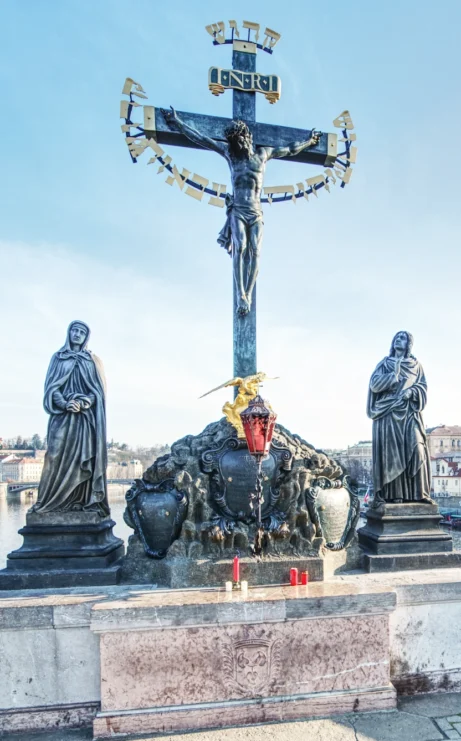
[
  {"x1": 2, "y1": 457, "x2": 43, "y2": 465},
  {"x1": 427, "y1": 425, "x2": 461, "y2": 435}
]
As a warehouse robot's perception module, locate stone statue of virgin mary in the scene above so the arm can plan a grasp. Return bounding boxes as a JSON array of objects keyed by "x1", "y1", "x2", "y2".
[
  {"x1": 31, "y1": 320, "x2": 109, "y2": 516},
  {"x1": 367, "y1": 330, "x2": 432, "y2": 506}
]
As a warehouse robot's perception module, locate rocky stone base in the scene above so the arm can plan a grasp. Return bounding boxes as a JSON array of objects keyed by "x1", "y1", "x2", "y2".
[
  {"x1": 121, "y1": 533, "x2": 325, "y2": 587},
  {"x1": 0, "y1": 511, "x2": 124, "y2": 590},
  {"x1": 122, "y1": 418, "x2": 359, "y2": 583}
]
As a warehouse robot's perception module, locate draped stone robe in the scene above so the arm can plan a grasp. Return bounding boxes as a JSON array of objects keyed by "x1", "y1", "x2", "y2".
[
  {"x1": 33, "y1": 325, "x2": 109, "y2": 516},
  {"x1": 367, "y1": 355, "x2": 431, "y2": 503}
]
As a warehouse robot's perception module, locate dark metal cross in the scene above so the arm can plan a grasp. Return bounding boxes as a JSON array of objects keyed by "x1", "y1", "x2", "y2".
[{"x1": 122, "y1": 25, "x2": 351, "y2": 381}]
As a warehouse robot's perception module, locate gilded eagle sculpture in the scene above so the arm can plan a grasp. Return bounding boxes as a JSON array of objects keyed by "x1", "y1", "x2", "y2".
[{"x1": 200, "y1": 372, "x2": 278, "y2": 438}]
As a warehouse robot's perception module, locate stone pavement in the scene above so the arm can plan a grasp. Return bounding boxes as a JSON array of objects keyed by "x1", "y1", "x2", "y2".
[{"x1": 3, "y1": 693, "x2": 461, "y2": 740}]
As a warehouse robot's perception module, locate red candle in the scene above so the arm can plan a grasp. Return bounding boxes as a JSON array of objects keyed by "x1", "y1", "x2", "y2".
[
  {"x1": 301, "y1": 571, "x2": 309, "y2": 585},
  {"x1": 290, "y1": 567, "x2": 298, "y2": 586},
  {"x1": 233, "y1": 556, "x2": 240, "y2": 583}
]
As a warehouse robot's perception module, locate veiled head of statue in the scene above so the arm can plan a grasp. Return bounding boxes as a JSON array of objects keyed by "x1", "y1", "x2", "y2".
[
  {"x1": 67, "y1": 320, "x2": 90, "y2": 351},
  {"x1": 225, "y1": 120, "x2": 254, "y2": 157},
  {"x1": 390, "y1": 330, "x2": 414, "y2": 358}
]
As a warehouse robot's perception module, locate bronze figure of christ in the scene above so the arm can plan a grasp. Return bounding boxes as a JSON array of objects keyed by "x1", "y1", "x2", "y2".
[{"x1": 163, "y1": 108, "x2": 320, "y2": 316}]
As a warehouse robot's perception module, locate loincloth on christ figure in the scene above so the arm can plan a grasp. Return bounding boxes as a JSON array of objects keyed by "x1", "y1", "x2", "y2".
[{"x1": 217, "y1": 194, "x2": 263, "y2": 256}]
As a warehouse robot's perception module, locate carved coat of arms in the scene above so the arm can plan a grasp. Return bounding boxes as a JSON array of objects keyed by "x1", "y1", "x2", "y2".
[
  {"x1": 201, "y1": 437, "x2": 292, "y2": 534},
  {"x1": 222, "y1": 626, "x2": 283, "y2": 696}
]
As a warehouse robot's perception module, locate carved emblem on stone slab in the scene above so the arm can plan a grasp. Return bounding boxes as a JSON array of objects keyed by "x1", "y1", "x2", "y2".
[
  {"x1": 222, "y1": 626, "x2": 283, "y2": 696},
  {"x1": 201, "y1": 436, "x2": 292, "y2": 536}
]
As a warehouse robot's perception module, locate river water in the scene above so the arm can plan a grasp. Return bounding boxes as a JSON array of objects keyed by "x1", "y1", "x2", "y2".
[{"x1": 1, "y1": 486, "x2": 460, "y2": 567}]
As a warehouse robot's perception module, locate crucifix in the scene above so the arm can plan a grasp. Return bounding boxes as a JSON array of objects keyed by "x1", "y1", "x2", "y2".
[{"x1": 120, "y1": 20, "x2": 356, "y2": 381}]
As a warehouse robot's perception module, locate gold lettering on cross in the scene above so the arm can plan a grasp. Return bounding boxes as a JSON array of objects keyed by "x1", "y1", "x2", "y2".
[
  {"x1": 165, "y1": 165, "x2": 190, "y2": 189},
  {"x1": 208, "y1": 183, "x2": 227, "y2": 208},
  {"x1": 333, "y1": 110, "x2": 355, "y2": 130},
  {"x1": 262, "y1": 27, "x2": 281, "y2": 49},
  {"x1": 185, "y1": 173, "x2": 209, "y2": 201},
  {"x1": 208, "y1": 67, "x2": 281, "y2": 103},
  {"x1": 205, "y1": 22, "x2": 226, "y2": 43},
  {"x1": 242, "y1": 20, "x2": 260, "y2": 41}
]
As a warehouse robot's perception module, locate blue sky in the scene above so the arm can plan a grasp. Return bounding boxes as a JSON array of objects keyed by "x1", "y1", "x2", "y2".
[{"x1": 1, "y1": 0, "x2": 461, "y2": 449}]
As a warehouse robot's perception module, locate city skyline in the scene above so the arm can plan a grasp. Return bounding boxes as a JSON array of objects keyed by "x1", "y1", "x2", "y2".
[{"x1": 1, "y1": 1, "x2": 461, "y2": 448}]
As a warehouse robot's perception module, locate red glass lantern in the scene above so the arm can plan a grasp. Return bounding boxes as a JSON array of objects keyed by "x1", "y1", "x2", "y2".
[{"x1": 240, "y1": 395, "x2": 277, "y2": 459}]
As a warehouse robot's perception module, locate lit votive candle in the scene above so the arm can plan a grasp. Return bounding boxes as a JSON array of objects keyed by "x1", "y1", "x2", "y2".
[
  {"x1": 241, "y1": 580, "x2": 248, "y2": 593},
  {"x1": 233, "y1": 555, "x2": 240, "y2": 583},
  {"x1": 290, "y1": 567, "x2": 298, "y2": 586},
  {"x1": 225, "y1": 581, "x2": 232, "y2": 592},
  {"x1": 301, "y1": 571, "x2": 309, "y2": 585}
]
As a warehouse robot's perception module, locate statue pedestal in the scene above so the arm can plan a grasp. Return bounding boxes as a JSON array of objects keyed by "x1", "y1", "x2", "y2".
[
  {"x1": 0, "y1": 511, "x2": 125, "y2": 590},
  {"x1": 358, "y1": 502, "x2": 458, "y2": 572}
]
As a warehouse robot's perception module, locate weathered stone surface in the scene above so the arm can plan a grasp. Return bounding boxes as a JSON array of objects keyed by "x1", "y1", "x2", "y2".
[
  {"x1": 5, "y1": 571, "x2": 461, "y2": 737},
  {"x1": 0, "y1": 604, "x2": 54, "y2": 630},
  {"x1": 353, "y1": 708, "x2": 444, "y2": 740},
  {"x1": 358, "y1": 501, "x2": 453, "y2": 560},
  {"x1": 96, "y1": 616, "x2": 391, "y2": 719},
  {"x1": 53, "y1": 601, "x2": 97, "y2": 628},
  {"x1": 90, "y1": 583, "x2": 396, "y2": 633},
  {"x1": 26, "y1": 511, "x2": 106, "y2": 526},
  {"x1": 364, "y1": 552, "x2": 461, "y2": 573},
  {"x1": 0, "y1": 565, "x2": 123, "y2": 590},
  {"x1": 0, "y1": 705, "x2": 98, "y2": 736},
  {"x1": 6, "y1": 511, "x2": 124, "y2": 569},
  {"x1": 122, "y1": 419, "x2": 359, "y2": 584},
  {"x1": 323, "y1": 533, "x2": 364, "y2": 576},
  {"x1": 6, "y1": 695, "x2": 461, "y2": 740},
  {"x1": 93, "y1": 687, "x2": 396, "y2": 739},
  {"x1": 0, "y1": 510, "x2": 124, "y2": 590},
  {"x1": 91, "y1": 579, "x2": 395, "y2": 736},
  {"x1": 121, "y1": 534, "x2": 325, "y2": 587},
  {"x1": 0, "y1": 624, "x2": 100, "y2": 709},
  {"x1": 390, "y1": 598, "x2": 461, "y2": 695}
]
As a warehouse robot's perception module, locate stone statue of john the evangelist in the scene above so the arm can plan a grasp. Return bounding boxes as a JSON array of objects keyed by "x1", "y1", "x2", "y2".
[
  {"x1": 367, "y1": 331, "x2": 432, "y2": 506},
  {"x1": 31, "y1": 321, "x2": 109, "y2": 516}
]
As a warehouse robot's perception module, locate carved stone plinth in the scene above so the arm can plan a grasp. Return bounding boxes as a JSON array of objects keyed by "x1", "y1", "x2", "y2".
[
  {"x1": 121, "y1": 533, "x2": 325, "y2": 587},
  {"x1": 358, "y1": 502, "x2": 454, "y2": 572},
  {"x1": 0, "y1": 512, "x2": 125, "y2": 589},
  {"x1": 91, "y1": 584, "x2": 396, "y2": 738}
]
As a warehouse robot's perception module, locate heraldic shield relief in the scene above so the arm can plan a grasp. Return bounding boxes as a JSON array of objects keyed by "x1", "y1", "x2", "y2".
[
  {"x1": 201, "y1": 436, "x2": 292, "y2": 525},
  {"x1": 222, "y1": 626, "x2": 283, "y2": 696}
]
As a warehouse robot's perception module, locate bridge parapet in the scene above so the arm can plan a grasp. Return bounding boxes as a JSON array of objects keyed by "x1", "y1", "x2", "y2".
[{"x1": 6, "y1": 482, "x2": 40, "y2": 494}]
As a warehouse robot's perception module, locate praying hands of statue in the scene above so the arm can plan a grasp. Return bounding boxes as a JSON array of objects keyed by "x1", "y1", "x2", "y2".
[
  {"x1": 66, "y1": 400, "x2": 81, "y2": 413},
  {"x1": 66, "y1": 396, "x2": 93, "y2": 413},
  {"x1": 78, "y1": 396, "x2": 93, "y2": 410}
]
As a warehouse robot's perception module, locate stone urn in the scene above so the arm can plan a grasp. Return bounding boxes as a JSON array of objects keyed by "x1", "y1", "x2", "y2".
[{"x1": 307, "y1": 479, "x2": 360, "y2": 550}]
